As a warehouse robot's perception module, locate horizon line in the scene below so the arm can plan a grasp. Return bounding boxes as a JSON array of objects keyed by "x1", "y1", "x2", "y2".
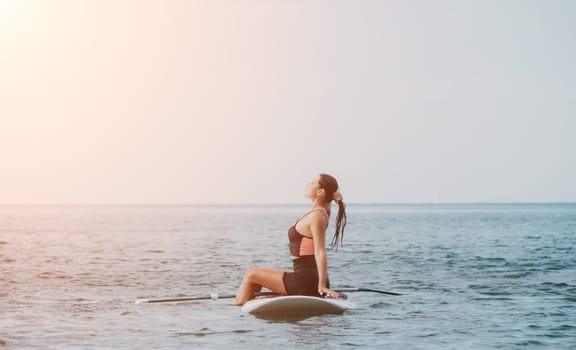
[{"x1": 1, "y1": 201, "x2": 575, "y2": 207}]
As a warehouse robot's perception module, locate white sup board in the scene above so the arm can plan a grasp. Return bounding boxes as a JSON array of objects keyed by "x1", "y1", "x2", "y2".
[{"x1": 241, "y1": 295, "x2": 350, "y2": 320}]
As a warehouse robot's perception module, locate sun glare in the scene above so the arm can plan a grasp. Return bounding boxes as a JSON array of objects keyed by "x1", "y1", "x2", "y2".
[{"x1": 0, "y1": 0, "x2": 41, "y2": 39}]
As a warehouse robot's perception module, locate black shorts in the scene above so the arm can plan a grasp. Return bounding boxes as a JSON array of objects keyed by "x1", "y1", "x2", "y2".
[{"x1": 282, "y1": 256, "x2": 330, "y2": 296}]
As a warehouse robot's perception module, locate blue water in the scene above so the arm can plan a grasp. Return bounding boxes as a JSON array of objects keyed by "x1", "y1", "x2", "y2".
[{"x1": 0, "y1": 204, "x2": 574, "y2": 349}]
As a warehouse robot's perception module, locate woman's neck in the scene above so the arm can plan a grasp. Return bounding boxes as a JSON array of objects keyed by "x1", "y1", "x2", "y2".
[{"x1": 311, "y1": 200, "x2": 330, "y2": 213}]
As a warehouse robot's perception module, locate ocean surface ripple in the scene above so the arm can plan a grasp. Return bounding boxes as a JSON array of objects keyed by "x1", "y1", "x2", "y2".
[{"x1": 0, "y1": 204, "x2": 574, "y2": 349}]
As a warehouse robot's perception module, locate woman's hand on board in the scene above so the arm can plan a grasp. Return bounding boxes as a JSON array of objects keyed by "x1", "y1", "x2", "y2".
[{"x1": 318, "y1": 285, "x2": 341, "y2": 299}]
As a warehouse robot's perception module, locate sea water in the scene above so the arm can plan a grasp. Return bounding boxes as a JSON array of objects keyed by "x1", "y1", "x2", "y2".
[{"x1": 0, "y1": 204, "x2": 574, "y2": 349}]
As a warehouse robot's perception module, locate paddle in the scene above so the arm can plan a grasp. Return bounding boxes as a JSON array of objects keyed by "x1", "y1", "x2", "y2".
[
  {"x1": 136, "y1": 287, "x2": 400, "y2": 304},
  {"x1": 334, "y1": 287, "x2": 402, "y2": 296},
  {"x1": 135, "y1": 292, "x2": 277, "y2": 304}
]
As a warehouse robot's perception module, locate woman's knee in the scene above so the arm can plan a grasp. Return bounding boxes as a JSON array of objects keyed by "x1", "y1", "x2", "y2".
[{"x1": 244, "y1": 267, "x2": 261, "y2": 283}]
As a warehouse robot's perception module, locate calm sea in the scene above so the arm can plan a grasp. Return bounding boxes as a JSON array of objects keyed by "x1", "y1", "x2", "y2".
[{"x1": 0, "y1": 204, "x2": 574, "y2": 349}]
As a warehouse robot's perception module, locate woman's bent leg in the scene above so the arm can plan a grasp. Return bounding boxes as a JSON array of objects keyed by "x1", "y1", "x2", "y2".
[{"x1": 235, "y1": 268, "x2": 287, "y2": 305}]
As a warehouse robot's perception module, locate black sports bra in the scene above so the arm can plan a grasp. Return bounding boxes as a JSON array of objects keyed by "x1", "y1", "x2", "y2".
[{"x1": 287, "y1": 208, "x2": 329, "y2": 257}]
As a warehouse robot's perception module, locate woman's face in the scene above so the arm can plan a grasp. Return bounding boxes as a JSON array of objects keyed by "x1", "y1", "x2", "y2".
[{"x1": 305, "y1": 175, "x2": 323, "y2": 200}]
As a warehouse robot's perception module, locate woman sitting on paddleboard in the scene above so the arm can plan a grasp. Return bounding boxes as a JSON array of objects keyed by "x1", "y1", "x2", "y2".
[{"x1": 235, "y1": 173, "x2": 347, "y2": 305}]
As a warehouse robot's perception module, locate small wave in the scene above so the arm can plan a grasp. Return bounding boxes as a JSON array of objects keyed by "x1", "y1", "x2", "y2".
[
  {"x1": 550, "y1": 324, "x2": 576, "y2": 331},
  {"x1": 417, "y1": 332, "x2": 439, "y2": 338},
  {"x1": 369, "y1": 301, "x2": 393, "y2": 309},
  {"x1": 85, "y1": 281, "x2": 131, "y2": 287},
  {"x1": 374, "y1": 331, "x2": 392, "y2": 335},
  {"x1": 36, "y1": 272, "x2": 71, "y2": 280},
  {"x1": 470, "y1": 297, "x2": 513, "y2": 301},
  {"x1": 467, "y1": 284, "x2": 512, "y2": 296},
  {"x1": 177, "y1": 327, "x2": 213, "y2": 337},
  {"x1": 506, "y1": 272, "x2": 533, "y2": 278},
  {"x1": 474, "y1": 256, "x2": 507, "y2": 262},
  {"x1": 515, "y1": 340, "x2": 545, "y2": 346},
  {"x1": 541, "y1": 282, "x2": 573, "y2": 288}
]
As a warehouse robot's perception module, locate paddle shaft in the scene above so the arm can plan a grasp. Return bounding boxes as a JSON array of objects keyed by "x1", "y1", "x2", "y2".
[
  {"x1": 136, "y1": 287, "x2": 400, "y2": 304},
  {"x1": 137, "y1": 292, "x2": 275, "y2": 304},
  {"x1": 334, "y1": 288, "x2": 402, "y2": 296},
  {"x1": 143, "y1": 294, "x2": 234, "y2": 304}
]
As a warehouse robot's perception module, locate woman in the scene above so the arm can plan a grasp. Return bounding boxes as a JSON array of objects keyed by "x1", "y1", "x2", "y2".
[{"x1": 235, "y1": 173, "x2": 347, "y2": 306}]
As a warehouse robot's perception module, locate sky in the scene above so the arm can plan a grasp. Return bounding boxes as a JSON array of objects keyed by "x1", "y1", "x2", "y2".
[{"x1": 0, "y1": 0, "x2": 575, "y2": 205}]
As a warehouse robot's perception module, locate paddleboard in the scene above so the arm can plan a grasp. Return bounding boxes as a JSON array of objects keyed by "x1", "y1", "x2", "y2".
[{"x1": 241, "y1": 295, "x2": 350, "y2": 320}]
